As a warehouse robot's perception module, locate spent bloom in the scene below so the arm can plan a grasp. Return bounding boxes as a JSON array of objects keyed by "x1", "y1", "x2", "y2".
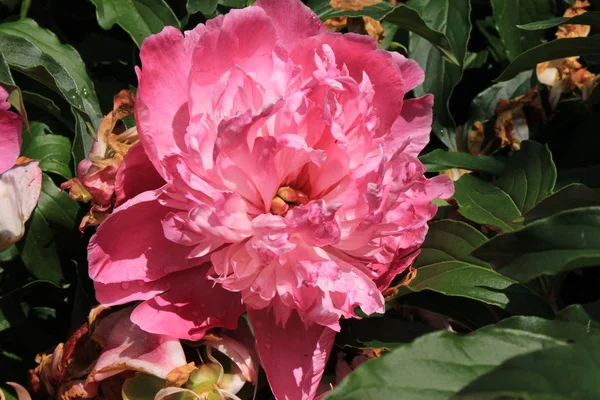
[{"x1": 88, "y1": 0, "x2": 453, "y2": 398}]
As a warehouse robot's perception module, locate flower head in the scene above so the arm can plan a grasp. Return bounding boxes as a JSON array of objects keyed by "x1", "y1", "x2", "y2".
[{"x1": 88, "y1": 0, "x2": 452, "y2": 398}]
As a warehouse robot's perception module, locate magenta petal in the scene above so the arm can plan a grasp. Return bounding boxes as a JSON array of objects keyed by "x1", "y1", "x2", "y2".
[
  {"x1": 136, "y1": 25, "x2": 206, "y2": 176},
  {"x1": 249, "y1": 309, "x2": 336, "y2": 400},
  {"x1": 114, "y1": 142, "x2": 164, "y2": 207},
  {"x1": 255, "y1": 0, "x2": 325, "y2": 48},
  {"x1": 88, "y1": 190, "x2": 196, "y2": 284},
  {"x1": 130, "y1": 267, "x2": 245, "y2": 341},
  {"x1": 0, "y1": 87, "x2": 22, "y2": 175},
  {"x1": 388, "y1": 94, "x2": 434, "y2": 157},
  {"x1": 89, "y1": 307, "x2": 186, "y2": 382}
]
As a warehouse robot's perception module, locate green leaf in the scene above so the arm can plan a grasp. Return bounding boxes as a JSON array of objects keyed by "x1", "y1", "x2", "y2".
[
  {"x1": 453, "y1": 339, "x2": 600, "y2": 400},
  {"x1": 187, "y1": 0, "x2": 219, "y2": 15},
  {"x1": 494, "y1": 303, "x2": 600, "y2": 342},
  {"x1": 338, "y1": 318, "x2": 436, "y2": 350},
  {"x1": 497, "y1": 36, "x2": 600, "y2": 82},
  {"x1": 464, "y1": 50, "x2": 488, "y2": 70},
  {"x1": 0, "y1": 52, "x2": 15, "y2": 84},
  {"x1": 89, "y1": 0, "x2": 180, "y2": 48},
  {"x1": 21, "y1": 125, "x2": 72, "y2": 179},
  {"x1": 19, "y1": 209, "x2": 63, "y2": 284},
  {"x1": 407, "y1": 0, "x2": 471, "y2": 149},
  {"x1": 476, "y1": 17, "x2": 508, "y2": 64},
  {"x1": 523, "y1": 184, "x2": 600, "y2": 224},
  {"x1": 0, "y1": 18, "x2": 102, "y2": 126},
  {"x1": 490, "y1": 0, "x2": 556, "y2": 61},
  {"x1": 325, "y1": 327, "x2": 564, "y2": 400},
  {"x1": 307, "y1": 0, "x2": 460, "y2": 65},
  {"x1": 36, "y1": 174, "x2": 79, "y2": 230},
  {"x1": 472, "y1": 207, "x2": 600, "y2": 282},
  {"x1": 395, "y1": 221, "x2": 553, "y2": 317},
  {"x1": 419, "y1": 149, "x2": 506, "y2": 174},
  {"x1": 19, "y1": 175, "x2": 79, "y2": 284},
  {"x1": 454, "y1": 141, "x2": 556, "y2": 231},
  {"x1": 518, "y1": 11, "x2": 600, "y2": 30},
  {"x1": 0, "y1": 281, "x2": 61, "y2": 331},
  {"x1": 399, "y1": 291, "x2": 505, "y2": 330},
  {"x1": 122, "y1": 373, "x2": 165, "y2": 400},
  {"x1": 454, "y1": 175, "x2": 522, "y2": 232},
  {"x1": 71, "y1": 106, "x2": 95, "y2": 167},
  {"x1": 383, "y1": 5, "x2": 459, "y2": 66}
]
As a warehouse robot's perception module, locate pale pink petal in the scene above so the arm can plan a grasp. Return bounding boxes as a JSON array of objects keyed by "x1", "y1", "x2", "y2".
[
  {"x1": 88, "y1": 190, "x2": 196, "y2": 284},
  {"x1": 255, "y1": 0, "x2": 325, "y2": 48},
  {"x1": 249, "y1": 309, "x2": 336, "y2": 400},
  {"x1": 0, "y1": 161, "x2": 42, "y2": 248},
  {"x1": 136, "y1": 24, "x2": 206, "y2": 177},
  {"x1": 0, "y1": 87, "x2": 22, "y2": 175},
  {"x1": 130, "y1": 267, "x2": 245, "y2": 341},
  {"x1": 114, "y1": 142, "x2": 164, "y2": 207},
  {"x1": 89, "y1": 307, "x2": 186, "y2": 382}
]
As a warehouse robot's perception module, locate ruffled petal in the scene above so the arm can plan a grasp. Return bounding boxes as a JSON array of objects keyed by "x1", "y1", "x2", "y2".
[
  {"x1": 249, "y1": 309, "x2": 336, "y2": 400},
  {"x1": 89, "y1": 307, "x2": 186, "y2": 382},
  {"x1": 88, "y1": 190, "x2": 196, "y2": 284},
  {"x1": 130, "y1": 267, "x2": 245, "y2": 341},
  {"x1": 136, "y1": 25, "x2": 206, "y2": 177},
  {"x1": 255, "y1": 0, "x2": 325, "y2": 48},
  {"x1": 114, "y1": 142, "x2": 165, "y2": 207}
]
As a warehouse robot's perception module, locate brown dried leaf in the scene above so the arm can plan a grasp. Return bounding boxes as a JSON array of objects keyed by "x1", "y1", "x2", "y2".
[
  {"x1": 382, "y1": 265, "x2": 417, "y2": 299},
  {"x1": 467, "y1": 120, "x2": 485, "y2": 156},
  {"x1": 494, "y1": 89, "x2": 543, "y2": 150},
  {"x1": 166, "y1": 363, "x2": 198, "y2": 387},
  {"x1": 330, "y1": 0, "x2": 381, "y2": 11}
]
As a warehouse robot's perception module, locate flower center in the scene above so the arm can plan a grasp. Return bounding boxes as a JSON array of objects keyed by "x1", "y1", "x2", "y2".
[{"x1": 270, "y1": 186, "x2": 309, "y2": 216}]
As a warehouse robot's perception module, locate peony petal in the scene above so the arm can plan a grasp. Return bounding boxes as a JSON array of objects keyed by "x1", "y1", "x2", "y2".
[
  {"x1": 0, "y1": 87, "x2": 22, "y2": 175},
  {"x1": 89, "y1": 307, "x2": 186, "y2": 382},
  {"x1": 0, "y1": 161, "x2": 42, "y2": 248},
  {"x1": 249, "y1": 309, "x2": 336, "y2": 400},
  {"x1": 136, "y1": 25, "x2": 206, "y2": 177},
  {"x1": 387, "y1": 95, "x2": 434, "y2": 157},
  {"x1": 390, "y1": 52, "x2": 425, "y2": 92},
  {"x1": 88, "y1": 190, "x2": 196, "y2": 284},
  {"x1": 130, "y1": 267, "x2": 245, "y2": 341},
  {"x1": 114, "y1": 142, "x2": 165, "y2": 207},
  {"x1": 255, "y1": 0, "x2": 325, "y2": 48}
]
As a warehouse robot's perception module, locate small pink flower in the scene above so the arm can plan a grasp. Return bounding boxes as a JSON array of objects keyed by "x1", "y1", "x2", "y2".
[{"x1": 88, "y1": 1, "x2": 453, "y2": 398}]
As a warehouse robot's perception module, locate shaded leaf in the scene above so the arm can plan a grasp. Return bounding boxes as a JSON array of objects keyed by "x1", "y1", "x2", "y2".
[
  {"x1": 454, "y1": 141, "x2": 556, "y2": 231},
  {"x1": 453, "y1": 339, "x2": 600, "y2": 400},
  {"x1": 395, "y1": 221, "x2": 553, "y2": 317},
  {"x1": 420, "y1": 149, "x2": 506, "y2": 174},
  {"x1": 0, "y1": 18, "x2": 102, "y2": 126},
  {"x1": 490, "y1": 0, "x2": 556, "y2": 61},
  {"x1": 89, "y1": 0, "x2": 180, "y2": 48},
  {"x1": 523, "y1": 184, "x2": 600, "y2": 224},
  {"x1": 338, "y1": 318, "x2": 436, "y2": 350},
  {"x1": 497, "y1": 36, "x2": 600, "y2": 82},
  {"x1": 186, "y1": 0, "x2": 219, "y2": 15},
  {"x1": 325, "y1": 327, "x2": 564, "y2": 400},
  {"x1": 518, "y1": 11, "x2": 600, "y2": 30},
  {"x1": 494, "y1": 302, "x2": 600, "y2": 342},
  {"x1": 21, "y1": 127, "x2": 72, "y2": 179},
  {"x1": 407, "y1": 0, "x2": 471, "y2": 149},
  {"x1": 472, "y1": 207, "x2": 600, "y2": 282}
]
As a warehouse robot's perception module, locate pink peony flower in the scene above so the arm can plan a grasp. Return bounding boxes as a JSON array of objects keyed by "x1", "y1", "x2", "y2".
[
  {"x1": 88, "y1": 0, "x2": 453, "y2": 398},
  {"x1": 0, "y1": 86, "x2": 42, "y2": 249}
]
